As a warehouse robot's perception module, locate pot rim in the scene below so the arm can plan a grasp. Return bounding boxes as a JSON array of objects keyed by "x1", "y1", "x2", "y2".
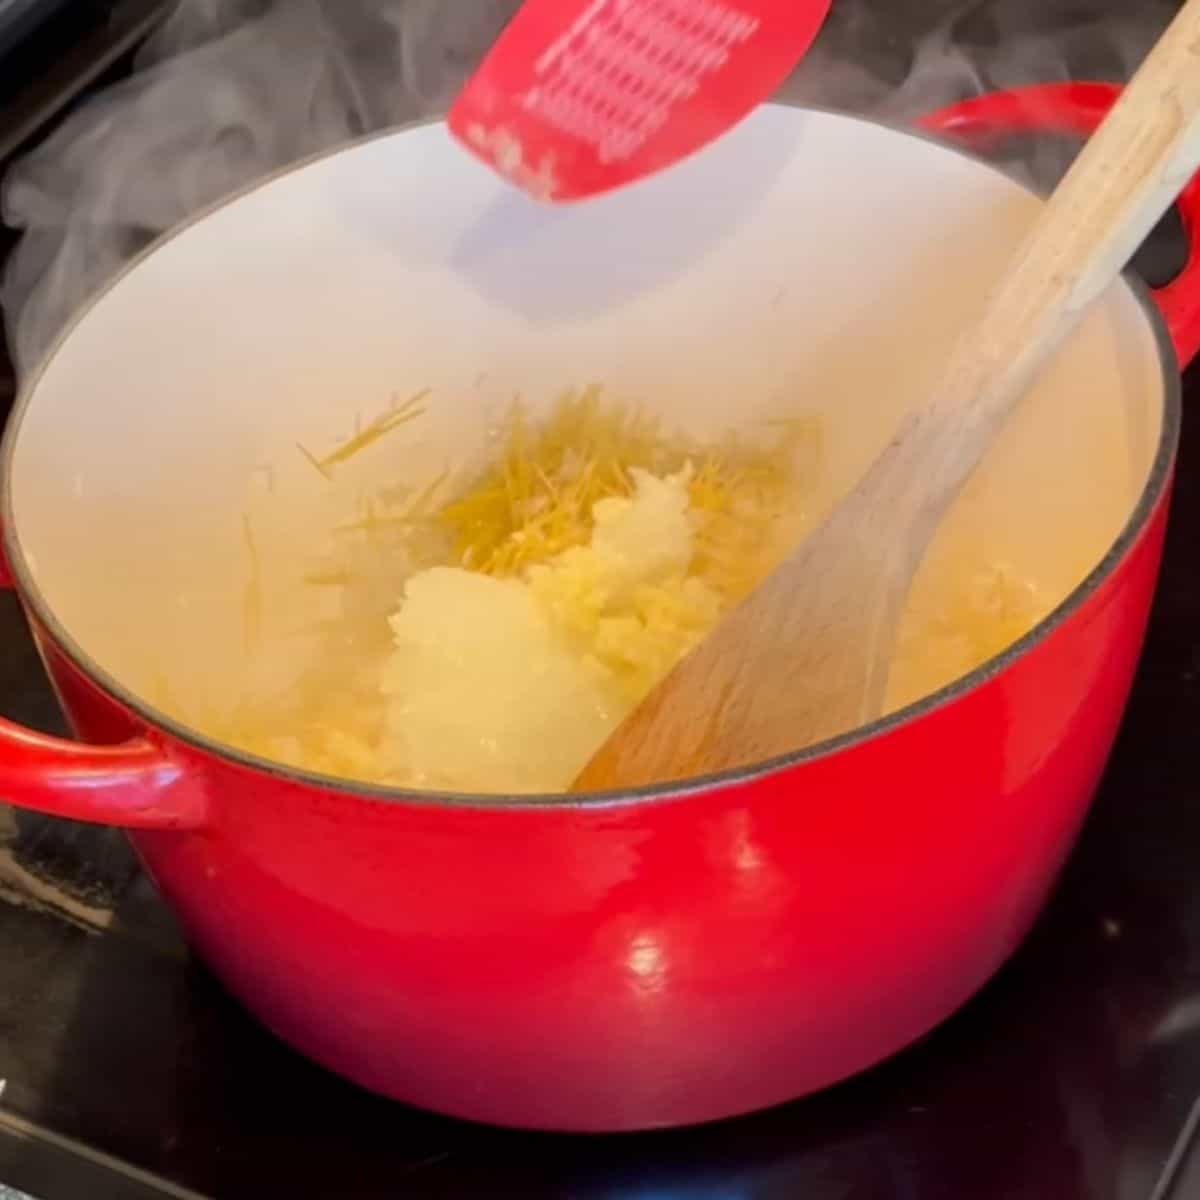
[{"x1": 1, "y1": 102, "x2": 1183, "y2": 813}]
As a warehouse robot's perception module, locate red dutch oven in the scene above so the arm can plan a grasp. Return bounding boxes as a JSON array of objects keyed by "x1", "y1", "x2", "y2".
[{"x1": 0, "y1": 83, "x2": 1196, "y2": 1132}]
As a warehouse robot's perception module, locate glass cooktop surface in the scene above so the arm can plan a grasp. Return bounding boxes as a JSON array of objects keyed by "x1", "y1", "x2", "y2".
[{"x1": 3, "y1": 1, "x2": 1200, "y2": 1197}]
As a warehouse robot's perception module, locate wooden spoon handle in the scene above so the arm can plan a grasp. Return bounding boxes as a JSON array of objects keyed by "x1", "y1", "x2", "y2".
[
  {"x1": 914, "y1": 0, "x2": 1200, "y2": 511},
  {"x1": 571, "y1": 0, "x2": 1200, "y2": 794}
]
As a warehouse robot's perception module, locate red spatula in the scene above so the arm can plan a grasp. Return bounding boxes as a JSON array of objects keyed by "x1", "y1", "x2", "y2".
[{"x1": 447, "y1": 0, "x2": 832, "y2": 202}]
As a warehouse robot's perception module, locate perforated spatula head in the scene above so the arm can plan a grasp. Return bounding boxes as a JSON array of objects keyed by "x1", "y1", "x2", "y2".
[{"x1": 448, "y1": 0, "x2": 832, "y2": 202}]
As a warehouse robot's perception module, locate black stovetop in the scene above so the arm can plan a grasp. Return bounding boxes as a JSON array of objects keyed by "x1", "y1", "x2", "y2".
[{"x1": 4, "y1": 2, "x2": 1200, "y2": 1198}]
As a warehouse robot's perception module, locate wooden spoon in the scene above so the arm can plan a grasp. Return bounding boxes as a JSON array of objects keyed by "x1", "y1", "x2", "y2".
[{"x1": 572, "y1": 0, "x2": 1200, "y2": 792}]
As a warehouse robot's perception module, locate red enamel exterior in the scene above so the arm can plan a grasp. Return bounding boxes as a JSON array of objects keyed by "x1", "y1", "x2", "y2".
[{"x1": 0, "y1": 85, "x2": 1193, "y2": 1131}]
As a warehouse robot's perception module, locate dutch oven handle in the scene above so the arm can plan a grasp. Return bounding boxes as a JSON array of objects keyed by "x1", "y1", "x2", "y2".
[
  {"x1": 919, "y1": 81, "x2": 1200, "y2": 370},
  {"x1": 0, "y1": 571, "x2": 204, "y2": 830}
]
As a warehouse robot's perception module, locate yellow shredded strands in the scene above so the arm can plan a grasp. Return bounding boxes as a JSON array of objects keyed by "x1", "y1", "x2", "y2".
[
  {"x1": 295, "y1": 441, "x2": 333, "y2": 482},
  {"x1": 225, "y1": 386, "x2": 817, "y2": 786},
  {"x1": 241, "y1": 512, "x2": 262, "y2": 656},
  {"x1": 438, "y1": 384, "x2": 817, "y2": 601},
  {"x1": 332, "y1": 467, "x2": 450, "y2": 541},
  {"x1": 221, "y1": 384, "x2": 1049, "y2": 791},
  {"x1": 297, "y1": 389, "x2": 429, "y2": 479},
  {"x1": 302, "y1": 569, "x2": 355, "y2": 587}
]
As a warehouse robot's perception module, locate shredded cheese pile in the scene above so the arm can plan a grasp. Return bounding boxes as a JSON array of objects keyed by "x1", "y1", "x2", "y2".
[
  {"x1": 223, "y1": 385, "x2": 1052, "y2": 792},
  {"x1": 228, "y1": 387, "x2": 814, "y2": 790},
  {"x1": 380, "y1": 470, "x2": 721, "y2": 791},
  {"x1": 437, "y1": 385, "x2": 813, "y2": 602}
]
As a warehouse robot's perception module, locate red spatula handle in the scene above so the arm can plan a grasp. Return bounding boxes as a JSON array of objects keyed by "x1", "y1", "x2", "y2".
[{"x1": 448, "y1": 0, "x2": 830, "y2": 202}]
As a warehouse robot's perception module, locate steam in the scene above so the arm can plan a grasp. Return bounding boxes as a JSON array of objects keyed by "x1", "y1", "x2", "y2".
[
  {"x1": 1, "y1": 0, "x2": 518, "y2": 374},
  {"x1": 0, "y1": 0, "x2": 1178, "y2": 376},
  {"x1": 788, "y1": 0, "x2": 1172, "y2": 120}
]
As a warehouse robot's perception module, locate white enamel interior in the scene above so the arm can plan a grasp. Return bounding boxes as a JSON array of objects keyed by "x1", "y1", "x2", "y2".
[{"x1": 6, "y1": 104, "x2": 1166, "y2": 752}]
